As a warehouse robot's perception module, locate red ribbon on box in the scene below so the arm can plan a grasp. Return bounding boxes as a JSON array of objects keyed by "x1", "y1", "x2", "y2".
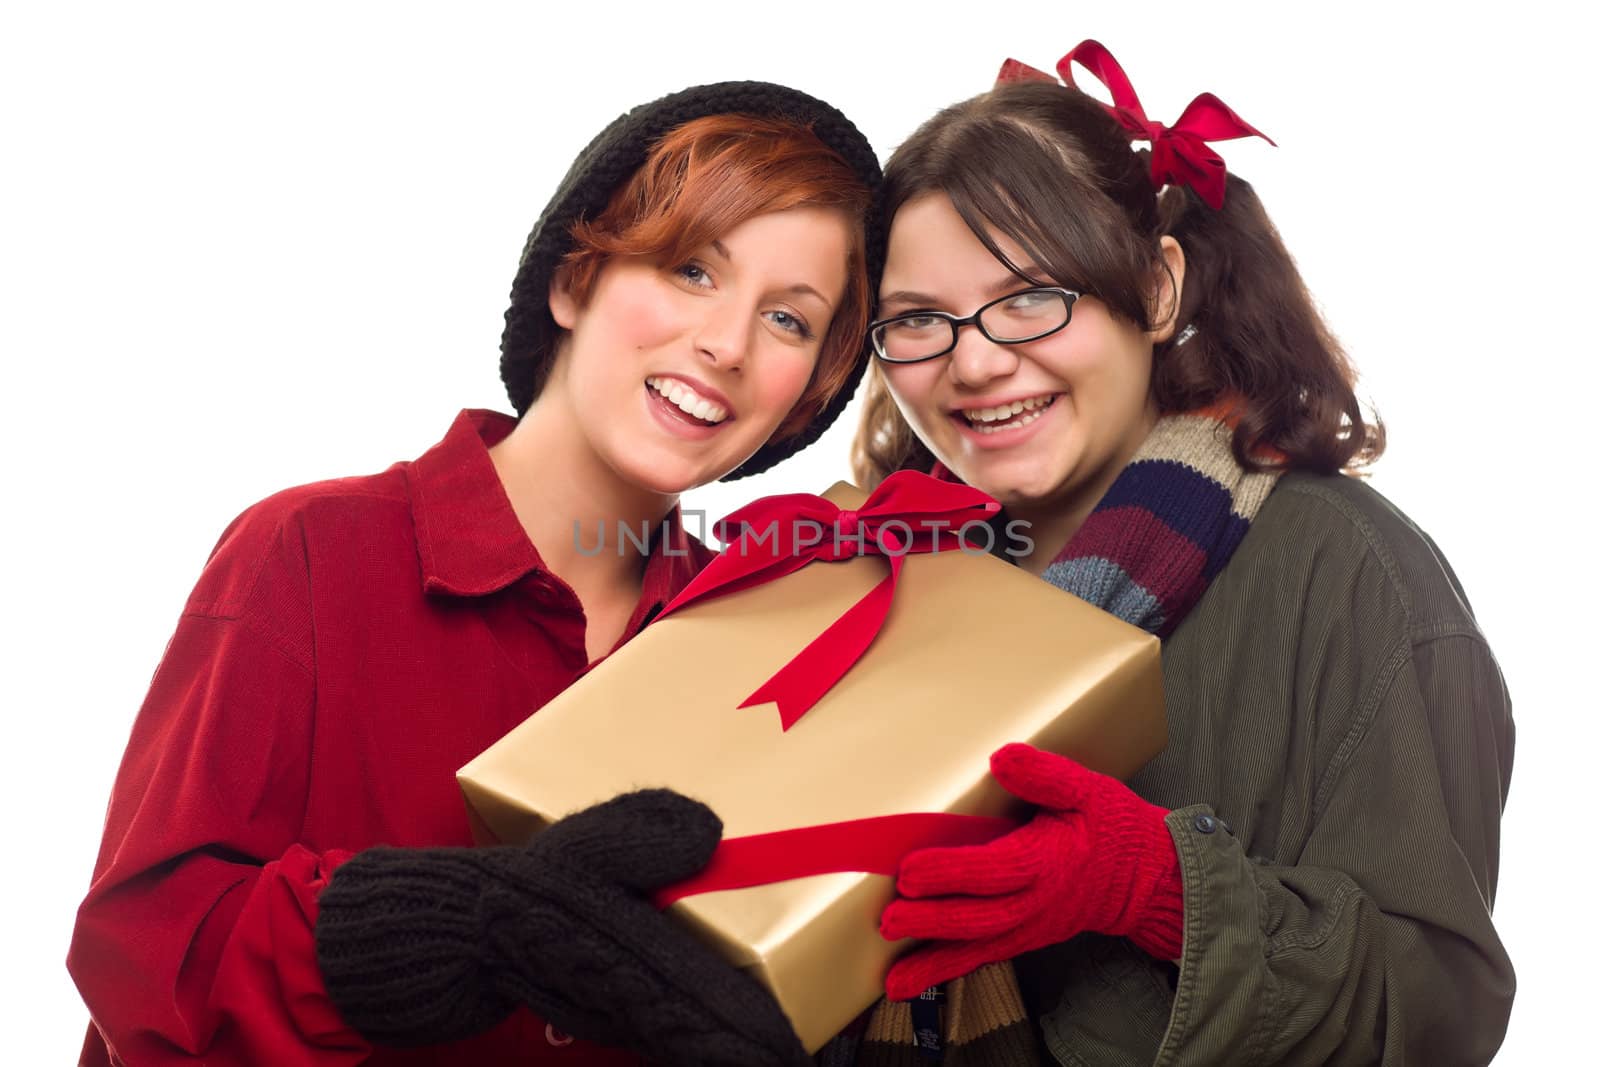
[
  {"x1": 655, "y1": 470, "x2": 1001, "y2": 731},
  {"x1": 652, "y1": 472, "x2": 1016, "y2": 906},
  {"x1": 655, "y1": 812, "x2": 1016, "y2": 907}
]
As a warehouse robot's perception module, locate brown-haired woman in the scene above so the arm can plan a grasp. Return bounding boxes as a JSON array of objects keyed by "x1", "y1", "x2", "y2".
[
  {"x1": 68, "y1": 84, "x2": 881, "y2": 1067},
  {"x1": 846, "y1": 43, "x2": 1513, "y2": 1065}
]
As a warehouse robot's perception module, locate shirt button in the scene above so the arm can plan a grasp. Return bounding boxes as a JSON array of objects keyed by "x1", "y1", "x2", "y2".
[{"x1": 1193, "y1": 814, "x2": 1217, "y2": 834}]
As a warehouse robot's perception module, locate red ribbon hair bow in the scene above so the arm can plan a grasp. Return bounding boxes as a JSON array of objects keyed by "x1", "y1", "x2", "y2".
[{"x1": 996, "y1": 40, "x2": 1274, "y2": 210}]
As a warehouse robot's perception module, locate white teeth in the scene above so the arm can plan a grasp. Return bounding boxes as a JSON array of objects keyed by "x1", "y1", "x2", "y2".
[
  {"x1": 965, "y1": 395, "x2": 1054, "y2": 423},
  {"x1": 647, "y1": 377, "x2": 728, "y2": 424},
  {"x1": 972, "y1": 408, "x2": 1047, "y2": 434},
  {"x1": 961, "y1": 394, "x2": 1056, "y2": 428}
]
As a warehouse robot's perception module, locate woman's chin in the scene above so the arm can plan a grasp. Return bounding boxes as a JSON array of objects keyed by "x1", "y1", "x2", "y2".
[
  {"x1": 614, "y1": 451, "x2": 730, "y2": 498},
  {"x1": 621, "y1": 468, "x2": 697, "y2": 498},
  {"x1": 951, "y1": 456, "x2": 1075, "y2": 511}
]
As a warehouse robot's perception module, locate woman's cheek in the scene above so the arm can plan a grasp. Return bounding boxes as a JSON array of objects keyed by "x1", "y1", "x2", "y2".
[
  {"x1": 761, "y1": 354, "x2": 816, "y2": 423},
  {"x1": 614, "y1": 282, "x2": 686, "y2": 349},
  {"x1": 882, "y1": 365, "x2": 943, "y2": 433}
]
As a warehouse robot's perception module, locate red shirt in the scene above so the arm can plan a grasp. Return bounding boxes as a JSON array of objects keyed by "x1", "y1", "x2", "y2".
[{"x1": 69, "y1": 410, "x2": 713, "y2": 1066}]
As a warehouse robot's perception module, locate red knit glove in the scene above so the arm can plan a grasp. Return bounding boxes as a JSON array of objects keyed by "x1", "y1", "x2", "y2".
[{"x1": 880, "y1": 743, "x2": 1184, "y2": 1000}]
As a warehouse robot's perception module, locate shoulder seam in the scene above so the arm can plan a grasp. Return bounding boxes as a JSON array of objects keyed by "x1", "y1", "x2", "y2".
[
  {"x1": 177, "y1": 607, "x2": 315, "y2": 678},
  {"x1": 1270, "y1": 479, "x2": 1412, "y2": 618},
  {"x1": 1309, "y1": 636, "x2": 1412, "y2": 822},
  {"x1": 184, "y1": 507, "x2": 318, "y2": 672}
]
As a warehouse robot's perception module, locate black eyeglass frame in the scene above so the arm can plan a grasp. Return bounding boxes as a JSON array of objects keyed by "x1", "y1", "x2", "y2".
[{"x1": 867, "y1": 286, "x2": 1082, "y2": 364}]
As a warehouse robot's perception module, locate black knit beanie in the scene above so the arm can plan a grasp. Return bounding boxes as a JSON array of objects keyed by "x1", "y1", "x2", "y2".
[{"x1": 498, "y1": 81, "x2": 885, "y2": 481}]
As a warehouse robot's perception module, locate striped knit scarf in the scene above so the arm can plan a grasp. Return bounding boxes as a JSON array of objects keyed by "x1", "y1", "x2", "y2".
[{"x1": 828, "y1": 406, "x2": 1281, "y2": 1066}]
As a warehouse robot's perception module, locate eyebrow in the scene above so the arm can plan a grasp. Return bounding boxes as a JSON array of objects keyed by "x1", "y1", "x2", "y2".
[
  {"x1": 880, "y1": 267, "x2": 1046, "y2": 311},
  {"x1": 710, "y1": 239, "x2": 835, "y2": 310},
  {"x1": 783, "y1": 283, "x2": 834, "y2": 310}
]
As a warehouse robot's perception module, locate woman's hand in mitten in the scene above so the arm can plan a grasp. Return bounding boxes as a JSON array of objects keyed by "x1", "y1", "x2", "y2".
[
  {"x1": 315, "y1": 789, "x2": 809, "y2": 1067},
  {"x1": 880, "y1": 743, "x2": 1184, "y2": 1000}
]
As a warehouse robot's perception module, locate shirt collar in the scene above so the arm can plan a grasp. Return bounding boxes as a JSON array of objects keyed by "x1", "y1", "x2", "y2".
[{"x1": 407, "y1": 409, "x2": 709, "y2": 600}]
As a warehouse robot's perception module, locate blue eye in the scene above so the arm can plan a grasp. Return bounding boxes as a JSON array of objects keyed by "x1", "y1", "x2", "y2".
[
  {"x1": 767, "y1": 309, "x2": 814, "y2": 340},
  {"x1": 674, "y1": 262, "x2": 712, "y2": 287}
]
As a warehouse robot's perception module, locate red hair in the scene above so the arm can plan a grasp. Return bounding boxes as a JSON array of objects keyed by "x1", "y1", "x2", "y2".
[{"x1": 563, "y1": 114, "x2": 872, "y2": 441}]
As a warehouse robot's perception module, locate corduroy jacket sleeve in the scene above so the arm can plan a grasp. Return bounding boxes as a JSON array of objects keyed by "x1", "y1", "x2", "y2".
[
  {"x1": 67, "y1": 502, "x2": 370, "y2": 1065},
  {"x1": 1153, "y1": 628, "x2": 1514, "y2": 1065}
]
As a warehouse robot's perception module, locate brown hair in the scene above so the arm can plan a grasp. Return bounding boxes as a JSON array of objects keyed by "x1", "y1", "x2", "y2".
[
  {"x1": 852, "y1": 80, "x2": 1384, "y2": 486},
  {"x1": 562, "y1": 114, "x2": 872, "y2": 443}
]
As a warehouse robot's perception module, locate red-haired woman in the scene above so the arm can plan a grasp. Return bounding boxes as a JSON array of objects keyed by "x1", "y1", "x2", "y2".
[
  {"x1": 843, "y1": 44, "x2": 1513, "y2": 1065},
  {"x1": 68, "y1": 83, "x2": 882, "y2": 1067}
]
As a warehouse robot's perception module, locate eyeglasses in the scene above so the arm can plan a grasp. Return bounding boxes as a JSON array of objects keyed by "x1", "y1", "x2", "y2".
[{"x1": 868, "y1": 287, "x2": 1080, "y2": 364}]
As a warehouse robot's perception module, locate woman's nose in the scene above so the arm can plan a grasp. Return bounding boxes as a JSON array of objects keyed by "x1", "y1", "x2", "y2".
[
  {"x1": 946, "y1": 326, "x2": 1020, "y2": 388},
  {"x1": 692, "y1": 299, "x2": 753, "y2": 370}
]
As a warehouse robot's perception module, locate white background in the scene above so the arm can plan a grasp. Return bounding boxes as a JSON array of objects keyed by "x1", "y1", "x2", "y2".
[{"x1": 4, "y1": 2, "x2": 1591, "y2": 1062}]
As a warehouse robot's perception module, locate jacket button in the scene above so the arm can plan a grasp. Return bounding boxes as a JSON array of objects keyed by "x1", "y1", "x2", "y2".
[{"x1": 1193, "y1": 814, "x2": 1217, "y2": 834}]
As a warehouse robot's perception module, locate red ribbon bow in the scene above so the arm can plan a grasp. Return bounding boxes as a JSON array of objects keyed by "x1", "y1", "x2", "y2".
[
  {"x1": 997, "y1": 40, "x2": 1274, "y2": 210},
  {"x1": 654, "y1": 470, "x2": 999, "y2": 731}
]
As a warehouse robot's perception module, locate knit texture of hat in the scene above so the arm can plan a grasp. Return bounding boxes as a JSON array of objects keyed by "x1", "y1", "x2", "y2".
[{"x1": 498, "y1": 81, "x2": 885, "y2": 481}]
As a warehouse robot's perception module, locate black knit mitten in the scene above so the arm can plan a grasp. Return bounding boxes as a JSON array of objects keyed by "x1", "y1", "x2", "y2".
[{"x1": 314, "y1": 789, "x2": 809, "y2": 1066}]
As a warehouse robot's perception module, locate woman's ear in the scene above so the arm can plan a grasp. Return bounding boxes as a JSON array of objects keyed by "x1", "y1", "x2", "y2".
[
  {"x1": 548, "y1": 265, "x2": 579, "y2": 330},
  {"x1": 1148, "y1": 236, "x2": 1187, "y2": 343}
]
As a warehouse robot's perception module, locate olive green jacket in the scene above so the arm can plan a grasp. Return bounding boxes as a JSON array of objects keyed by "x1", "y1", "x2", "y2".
[{"x1": 1019, "y1": 473, "x2": 1515, "y2": 1065}]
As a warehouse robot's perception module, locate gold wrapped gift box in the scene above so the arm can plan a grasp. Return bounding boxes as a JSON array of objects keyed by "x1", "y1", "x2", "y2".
[{"x1": 457, "y1": 481, "x2": 1166, "y2": 1052}]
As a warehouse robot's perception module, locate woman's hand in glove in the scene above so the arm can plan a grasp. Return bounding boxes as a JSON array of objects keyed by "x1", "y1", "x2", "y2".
[
  {"x1": 881, "y1": 743, "x2": 1184, "y2": 1000},
  {"x1": 315, "y1": 789, "x2": 809, "y2": 1067}
]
